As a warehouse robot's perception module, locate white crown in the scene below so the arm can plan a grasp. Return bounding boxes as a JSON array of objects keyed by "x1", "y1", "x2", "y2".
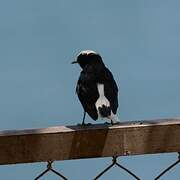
[{"x1": 79, "y1": 50, "x2": 97, "y2": 56}]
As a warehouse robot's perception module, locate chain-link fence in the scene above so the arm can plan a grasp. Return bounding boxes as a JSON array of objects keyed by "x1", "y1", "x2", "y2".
[{"x1": 34, "y1": 152, "x2": 180, "y2": 180}]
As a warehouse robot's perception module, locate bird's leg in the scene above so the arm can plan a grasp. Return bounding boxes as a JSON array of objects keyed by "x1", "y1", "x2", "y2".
[
  {"x1": 111, "y1": 119, "x2": 120, "y2": 125},
  {"x1": 103, "y1": 115, "x2": 116, "y2": 125},
  {"x1": 79, "y1": 111, "x2": 92, "y2": 126},
  {"x1": 104, "y1": 118, "x2": 119, "y2": 125},
  {"x1": 81, "y1": 111, "x2": 86, "y2": 125},
  {"x1": 104, "y1": 119, "x2": 115, "y2": 125},
  {"x1": 110, "y1": 113, "x2": 120, "y2": 125}
]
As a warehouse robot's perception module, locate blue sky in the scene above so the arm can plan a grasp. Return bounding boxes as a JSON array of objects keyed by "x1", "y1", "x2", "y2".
[{"x1": 0, "y1": 0, "x2": 180, "y2": 179}]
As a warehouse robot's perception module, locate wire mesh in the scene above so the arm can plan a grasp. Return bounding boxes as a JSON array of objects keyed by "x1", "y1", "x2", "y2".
[
  {"x1": 34, "y1": 161, "x2": 68, "y2": 180},
  {"x1": 94, "y1": 156, "x2": 141, "y2": 180},
  {"x1": 154, "y1": 152, "x2": 180, "y2": 180},
  {"x1": 0, "y1": 153, "x2": 179, "y2": 179}
]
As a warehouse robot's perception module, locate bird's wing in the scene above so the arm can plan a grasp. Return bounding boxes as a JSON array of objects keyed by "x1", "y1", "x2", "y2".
[
  {"x1": 101, "y1": 67, "x2": 119, "y2": 114},
  {"x1": 76, "y1": 71, "x2": 99, "y2": 120}
]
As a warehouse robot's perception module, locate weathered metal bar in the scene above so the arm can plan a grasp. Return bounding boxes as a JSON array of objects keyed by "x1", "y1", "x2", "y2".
[{"x1": 0, "y1": 118, "x2": 180, "y2": 165}]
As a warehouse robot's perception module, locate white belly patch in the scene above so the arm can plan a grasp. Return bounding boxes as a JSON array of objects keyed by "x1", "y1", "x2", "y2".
[
  {"x1": 95, "y1": 83, "x2": 119, "y2": 123},
  {"x1": 95, "y1": 83, "x2": 110, "y2": 117}
]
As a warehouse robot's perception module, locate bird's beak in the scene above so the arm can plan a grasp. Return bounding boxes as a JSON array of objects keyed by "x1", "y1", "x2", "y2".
[{"x1": 71, "y1": 61, "x2": 78, "y2": 64}]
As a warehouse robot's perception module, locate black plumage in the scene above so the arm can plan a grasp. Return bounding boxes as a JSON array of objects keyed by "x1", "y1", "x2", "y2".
[{"x1": 72, "y1": 50, "x2": 119, "y2": 125}]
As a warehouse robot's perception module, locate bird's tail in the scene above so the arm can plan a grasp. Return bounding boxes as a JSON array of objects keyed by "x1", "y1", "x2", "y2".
[{"x1": 98, "y1": 105, "x2": 111, "y2": 118}]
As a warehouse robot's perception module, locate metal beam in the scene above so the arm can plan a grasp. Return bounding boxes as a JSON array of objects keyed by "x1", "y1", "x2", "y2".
[{"x1": 0, "y1": 118, "x2": 180, "y2": 165}]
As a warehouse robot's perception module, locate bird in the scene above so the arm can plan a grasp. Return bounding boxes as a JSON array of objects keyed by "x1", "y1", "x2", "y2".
[{"x1": 72, "y1": 50, "x2": 119, "y2": 125}]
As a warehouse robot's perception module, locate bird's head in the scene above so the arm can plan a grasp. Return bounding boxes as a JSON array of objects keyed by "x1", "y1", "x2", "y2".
[{"x1": 72, "y1": 50, "x2": 104, "y2": 69}]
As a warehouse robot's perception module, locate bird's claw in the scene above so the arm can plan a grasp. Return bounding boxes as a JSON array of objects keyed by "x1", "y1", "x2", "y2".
[
  {"x1": 104, "y1": 121, "x2": 120, "y2": 125},
  {"x1": 77, "y1": 123, "x2": 92, "y2": 126},
  {"x1": 104, "y1": 122, "x2": 111, "y2": 125}
]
